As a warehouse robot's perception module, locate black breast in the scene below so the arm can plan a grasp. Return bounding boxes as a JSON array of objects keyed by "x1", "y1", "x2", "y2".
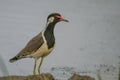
[{"x1": 44, "y1": 23, "x2": 55, "y2": 49}]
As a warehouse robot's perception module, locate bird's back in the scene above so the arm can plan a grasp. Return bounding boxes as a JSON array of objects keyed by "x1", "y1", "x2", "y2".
[{"x1": 9, "y1": 32, "x2": 44, "y2": 62}]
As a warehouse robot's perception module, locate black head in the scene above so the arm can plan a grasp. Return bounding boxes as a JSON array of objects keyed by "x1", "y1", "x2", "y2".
[{"x1": 47, "y1": 13, "x2": 69, "y2": 23}]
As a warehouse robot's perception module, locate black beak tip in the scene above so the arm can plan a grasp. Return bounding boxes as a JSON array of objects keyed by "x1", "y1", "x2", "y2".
[{"x1": 64, "y1": 19, "x2": 69, "y2": 22}]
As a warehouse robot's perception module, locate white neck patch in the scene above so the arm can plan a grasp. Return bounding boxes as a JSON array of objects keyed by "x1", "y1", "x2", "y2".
[{"x1": 48, "y1": 17, "x2": 55, "y2": 23}]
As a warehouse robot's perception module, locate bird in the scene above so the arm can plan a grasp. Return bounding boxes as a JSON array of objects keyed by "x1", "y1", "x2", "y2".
[{"x1": 9, "y1": 13, "x2": 69, "y2": 75}]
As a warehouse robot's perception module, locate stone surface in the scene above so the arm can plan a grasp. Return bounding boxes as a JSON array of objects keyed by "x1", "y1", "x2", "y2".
[
  {"x1": 69, "y1": 74, "x2": 95, "y2": 80},
  {"x1": 0, "y1": 73, "x2": 55, "y2": 80}
]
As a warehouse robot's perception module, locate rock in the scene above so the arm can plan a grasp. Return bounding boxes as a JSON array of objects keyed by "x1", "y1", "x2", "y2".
[
  {"x1": 69, "y1": 74, "x2": 95, "y2": 80},
  {"x1": 0, "y1": 73, "x2": 55, "y2": 80},
  {"x1": 37, "y1": 73, "x2": 55, "y2": 80}
]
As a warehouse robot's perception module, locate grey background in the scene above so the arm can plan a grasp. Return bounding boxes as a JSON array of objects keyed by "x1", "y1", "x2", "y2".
[{"x1": 0, "y1": 0, "x2": 120, "y2": 76}]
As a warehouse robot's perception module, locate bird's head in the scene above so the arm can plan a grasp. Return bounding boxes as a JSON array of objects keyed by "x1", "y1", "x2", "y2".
[{"x1": 47, "y1": 13, "x2": 69, "y2": 24}]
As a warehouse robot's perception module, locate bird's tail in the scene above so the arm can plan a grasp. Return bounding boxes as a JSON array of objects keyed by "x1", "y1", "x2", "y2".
[{"x1": 9, "y1": 56, "x2": 19, "y2": 63}]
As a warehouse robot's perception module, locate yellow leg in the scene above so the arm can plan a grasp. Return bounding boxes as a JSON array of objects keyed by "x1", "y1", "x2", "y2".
[
  {"x1": 33, "y1": 58, "x2": 37, "y2": 75},
  {"x1": 38, "y1": 57, "x2": 44, "y2": 75}
]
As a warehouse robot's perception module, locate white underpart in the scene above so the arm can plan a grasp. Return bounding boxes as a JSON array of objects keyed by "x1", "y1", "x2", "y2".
[{"x1": 31, "y1": 31, "x2": 55, "y2": 59}]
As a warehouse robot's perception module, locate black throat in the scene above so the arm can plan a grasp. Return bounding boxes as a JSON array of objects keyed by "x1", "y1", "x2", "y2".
[{"x1": 44, "y1": 22, "x2": 56, "y2": 49}]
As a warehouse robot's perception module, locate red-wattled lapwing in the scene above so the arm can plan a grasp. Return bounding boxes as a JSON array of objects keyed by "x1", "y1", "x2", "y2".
[{"x1": 9, "y1": 13, "x2": 69, "y2": 75}]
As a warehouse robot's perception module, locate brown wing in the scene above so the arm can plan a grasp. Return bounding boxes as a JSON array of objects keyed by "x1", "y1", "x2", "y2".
[{"x1": 16, "y1": 32, "x2": 44, "y2": 58}]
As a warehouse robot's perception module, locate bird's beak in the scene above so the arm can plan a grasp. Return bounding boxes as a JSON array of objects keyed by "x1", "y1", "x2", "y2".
[
  {"x1": 56, "y1": 16, "x2": 69, "y2": 22},
  {"x1": 62, "y1": 18, "x2": 69, "y2": 22}
]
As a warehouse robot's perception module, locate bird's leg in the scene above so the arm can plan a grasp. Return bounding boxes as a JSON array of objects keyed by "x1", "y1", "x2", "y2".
[
  {"x1": 33, "y1": 58, "x2": 37, "y2": 75},
  {"x1": 38, "y1": 57, "x2": 44, "y2": 75}
]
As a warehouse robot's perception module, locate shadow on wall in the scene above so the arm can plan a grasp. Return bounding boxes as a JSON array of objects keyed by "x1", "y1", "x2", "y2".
[{"x1": 0, "y1": 54, "x2": 9, "y2": 76}]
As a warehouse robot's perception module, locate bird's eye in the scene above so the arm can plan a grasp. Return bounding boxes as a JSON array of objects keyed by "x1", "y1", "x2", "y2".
[{"x1": 56, "y1": 16, "x2": 61, "y2": 19}]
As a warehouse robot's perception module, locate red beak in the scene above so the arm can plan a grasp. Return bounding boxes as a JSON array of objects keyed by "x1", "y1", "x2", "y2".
[{"x1": 56, "y1": 16, "x2": 69, "y2": 22}]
